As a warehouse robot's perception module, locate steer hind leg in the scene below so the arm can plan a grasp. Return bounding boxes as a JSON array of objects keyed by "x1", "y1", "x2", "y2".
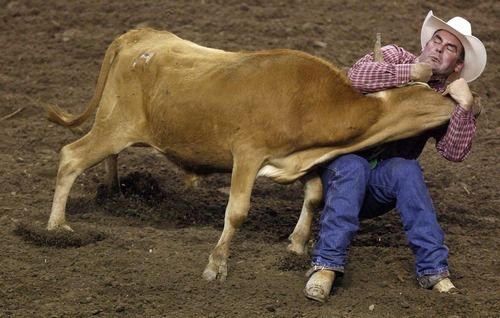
[
  {"x1": 202, "y1": 156, "x2": 262, "y2": 282},
  {"x1": 47, "y1": 131, "x2": 129, "y2": 231},
  {"x1": 104, "y1": 154, "x2": 121, "y2": 194},
  {"x1": 288, "y1": 170, "x2": 323, "y2": 255}
]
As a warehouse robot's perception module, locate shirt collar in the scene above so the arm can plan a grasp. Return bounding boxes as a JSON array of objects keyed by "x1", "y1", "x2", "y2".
[{"x1": 428, "y1": 75, "x2": 447, "y2": 88}]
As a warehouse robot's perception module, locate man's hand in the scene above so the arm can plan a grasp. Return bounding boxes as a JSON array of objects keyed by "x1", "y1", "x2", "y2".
[
  {"x1": 442, "y1": 78, "x2": 474, "y2": 110},
  {"x1": 410, "y1": 63, "x2": 433, "y2": 82}
]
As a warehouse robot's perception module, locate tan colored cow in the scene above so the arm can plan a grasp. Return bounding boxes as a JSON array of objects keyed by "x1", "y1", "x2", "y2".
[{"x1": 46, "y1": 28, "x2": 457, "y2": 282}]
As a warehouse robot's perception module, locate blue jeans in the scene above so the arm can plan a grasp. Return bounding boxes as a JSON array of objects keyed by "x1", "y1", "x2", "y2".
[{"x1": 312, "y1": 154, "x2": 449, "y2": 278}]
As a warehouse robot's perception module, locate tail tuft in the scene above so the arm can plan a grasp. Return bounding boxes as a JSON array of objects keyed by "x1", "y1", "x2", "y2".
[{"x1": 45, "y1": 104, "x2": 84, "y2": 134}]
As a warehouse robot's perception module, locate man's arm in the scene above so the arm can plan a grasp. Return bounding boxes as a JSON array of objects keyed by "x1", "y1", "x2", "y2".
[
  {"x1": 435, "y1": 79, "x2": 477, "y2": 162},
  {"x1": 347, "y1": 45, "x2": 418, "y2": 93}
]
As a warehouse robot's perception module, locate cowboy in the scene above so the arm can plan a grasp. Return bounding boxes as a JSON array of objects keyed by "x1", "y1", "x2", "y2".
[{"x1": 304, "y1": 11, "x2": 487, "y2": 302}]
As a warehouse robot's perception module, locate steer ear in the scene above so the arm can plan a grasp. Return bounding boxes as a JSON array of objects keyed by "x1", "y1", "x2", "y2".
[{"x1": 373, "y1": 33, "x2": 384, "y2": 63}]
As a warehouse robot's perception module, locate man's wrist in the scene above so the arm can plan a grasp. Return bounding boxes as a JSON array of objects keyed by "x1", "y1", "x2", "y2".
[
  {"x1": 458, "y1": 96, "x2": 474, "y2": 110},
  {"x1": 396, "y1": 64, "x2": 412, "y2": 85},
  {"x1": 455, "y1": 104, "x2": 474, "y2": 117}
]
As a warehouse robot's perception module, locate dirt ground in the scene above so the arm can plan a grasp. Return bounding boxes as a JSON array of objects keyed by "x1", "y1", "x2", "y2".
[{"x1": 0, "y1": 0, "x2": 498, "y2": 317}]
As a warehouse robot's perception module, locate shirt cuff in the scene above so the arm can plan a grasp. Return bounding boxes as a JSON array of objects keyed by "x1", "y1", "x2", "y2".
[
  {"x1": 454, "y1": 104, "x2": 475, "y2": 119},
  {"x1": 395, "y1": 64, "x2": 411, "y2": 85}
]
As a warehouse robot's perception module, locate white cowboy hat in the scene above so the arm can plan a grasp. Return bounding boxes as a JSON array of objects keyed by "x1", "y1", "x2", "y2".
[{"x1": 421, "y1": 10, "x2": 487, "y2": 82}]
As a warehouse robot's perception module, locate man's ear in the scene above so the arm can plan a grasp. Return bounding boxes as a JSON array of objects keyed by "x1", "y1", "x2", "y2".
[{"x1": 454, "y1": 61, "x2": 464, "y2": 73}]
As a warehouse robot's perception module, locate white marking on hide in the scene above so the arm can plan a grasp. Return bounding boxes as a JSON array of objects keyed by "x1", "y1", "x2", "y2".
[
  {"x1": 372, "y1": 90, "x2": 388, "y2": 100},
  {"x1": 257, "y1": 165, "x2": 284, "y2": 179},
  {"x1": 133, "y1": 51, "x2": 154, "y2": 69},
  {"x1": 258, "y1": 163, "x2": 309, "y2": 184}
]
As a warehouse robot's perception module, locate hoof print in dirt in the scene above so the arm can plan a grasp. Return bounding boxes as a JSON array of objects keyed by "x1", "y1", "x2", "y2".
[
  {"x1": 95, "y1": 171, "x2": 166, "y2": 205},
  {"x1": 277, "y1": 252, "x2": 311, "y2": 271},
  {"x1": 13, "y1": 222, "x2": 106, "y2": 248}
]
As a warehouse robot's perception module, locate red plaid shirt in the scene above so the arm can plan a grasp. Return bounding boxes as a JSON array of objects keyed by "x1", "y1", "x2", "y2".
[{"x1": 348, "y1": 45, "x2": 476, "y2": 162}]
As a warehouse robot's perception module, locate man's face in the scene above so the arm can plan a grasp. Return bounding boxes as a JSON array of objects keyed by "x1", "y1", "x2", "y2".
[{"x1": 419, "y1": 30, "x2": 464, "y2": 77}]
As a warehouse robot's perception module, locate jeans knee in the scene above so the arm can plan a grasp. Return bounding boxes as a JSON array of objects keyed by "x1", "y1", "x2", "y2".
[
  {"x1": 321, "y1": 154, "x2": 371, "y2": 187},
  {"x1": 330, "y1": 154, "x2": 370, "y2": 172},
  {"x1": 391, "y1": 158, "x2": 420, "y2": 169},
  {"x1": 387, "y1": 158, "x2": 423, "y2": 181}
]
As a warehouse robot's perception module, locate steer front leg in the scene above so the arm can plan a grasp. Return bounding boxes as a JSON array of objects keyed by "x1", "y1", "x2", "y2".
[
  {"x1": 288, "y1": 170, "x2": 323, "y2": 255},
  {"x1": 202, "y1": 155, "x2": 261, "y2": 282},
  {"x1": 202, "y1": 203, "x2": 243, "y2": 282}
]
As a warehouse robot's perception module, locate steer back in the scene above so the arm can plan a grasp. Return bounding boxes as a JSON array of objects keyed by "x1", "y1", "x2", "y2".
[
  {"x1": 45, "y1": 28, "x2": 458, "y2": 282},
  {"x1": 109, "y1": 29, "x2": 376, "y2": 175}
]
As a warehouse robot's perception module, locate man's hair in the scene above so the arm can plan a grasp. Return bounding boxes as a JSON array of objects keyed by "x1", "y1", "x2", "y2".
[{"x1": 458, "y1": 47, "x2": 465, "y2": 63}]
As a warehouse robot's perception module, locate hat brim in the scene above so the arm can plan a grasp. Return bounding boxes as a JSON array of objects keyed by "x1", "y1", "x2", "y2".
[{"x1": 421, "y1": 11, "x2": 487, "y2": 82}]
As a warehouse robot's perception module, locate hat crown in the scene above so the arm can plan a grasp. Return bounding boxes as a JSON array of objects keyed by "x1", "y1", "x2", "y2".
[{"x1": 447, "y1": 17, "x2": 472, "y2": 36}]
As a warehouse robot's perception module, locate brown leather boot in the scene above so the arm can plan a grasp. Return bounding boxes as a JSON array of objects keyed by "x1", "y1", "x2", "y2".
[{"x1": 304, "y1": 268, "x2": 336, "y2": 302}]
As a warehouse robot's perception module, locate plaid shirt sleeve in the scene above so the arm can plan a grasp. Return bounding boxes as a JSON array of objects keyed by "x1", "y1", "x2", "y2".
[
  {"x1": 434, "y1": 105, "x2": 476, "y2": 161},
  {"x1": 347, "y1": 45, "x2": 417, "y2": 93}
]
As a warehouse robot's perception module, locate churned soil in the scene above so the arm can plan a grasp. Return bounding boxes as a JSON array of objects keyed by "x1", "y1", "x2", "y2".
[{"x1": 1, "y1": 0, "x2": 498, "y2": 317}]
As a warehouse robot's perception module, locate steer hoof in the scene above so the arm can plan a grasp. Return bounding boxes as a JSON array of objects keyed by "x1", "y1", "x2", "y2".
[
  {"x1": 46, "y1": 223, "x2": 74, "y2": 232},
  {"x1": 202, "y1": 263, "x2": 228, "y2": 282},
  {"x1": 287, "y1": 242, "x2": 307, "y2": 255}
]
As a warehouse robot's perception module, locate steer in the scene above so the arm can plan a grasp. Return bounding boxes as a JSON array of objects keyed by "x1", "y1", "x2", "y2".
[{"x1": 46, "y1": 28, "x2": 457, "y2": 282}]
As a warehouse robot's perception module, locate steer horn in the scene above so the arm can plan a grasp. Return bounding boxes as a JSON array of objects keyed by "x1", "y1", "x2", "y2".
[{"x1": 373, "y1": 33, "x2": 384, "y2": 63}]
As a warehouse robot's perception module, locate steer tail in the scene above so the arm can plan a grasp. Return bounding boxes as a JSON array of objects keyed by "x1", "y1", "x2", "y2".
[{"x1": 45, "y1": 39, "x2": 123, "y2": 129}]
